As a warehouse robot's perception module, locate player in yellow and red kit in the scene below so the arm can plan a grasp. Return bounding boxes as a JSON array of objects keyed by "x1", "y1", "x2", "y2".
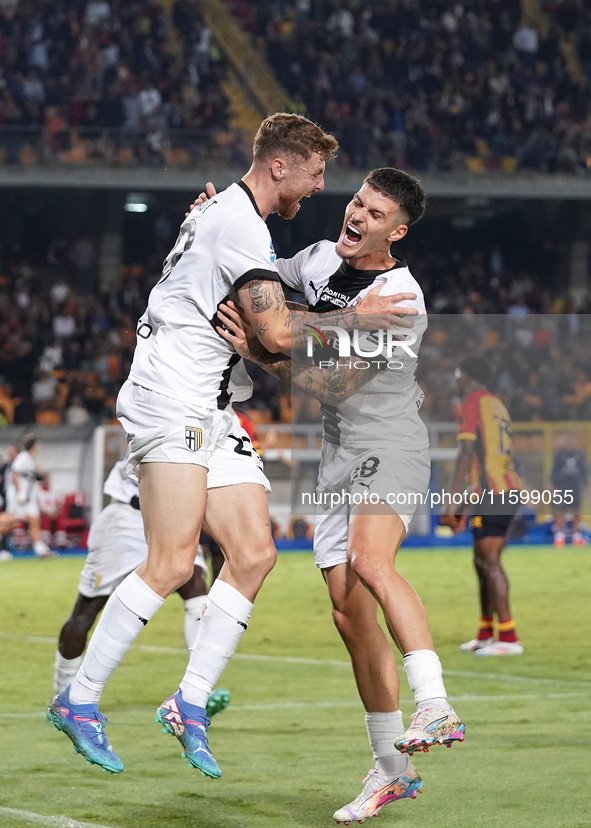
[{"x1": 441, "y1": 356, "x2": 524, "y2": 656}]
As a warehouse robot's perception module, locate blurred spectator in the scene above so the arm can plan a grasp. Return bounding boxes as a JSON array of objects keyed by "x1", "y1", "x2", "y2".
[
  {"x1": 31, "y1": 371, "x2": 57, "y2": 406},
  {"x1": 52, "y1": 307, "x2": 76, "y2": 338},
  {"x1": 244, "y1": 0, "x2": 591, "y2": 173},
  {"x1": 65, "y1": 396, "x2": 90, "y2": 426},
  {"x1": 0, "y1": 0, "x2": 232, "y2": 165}
]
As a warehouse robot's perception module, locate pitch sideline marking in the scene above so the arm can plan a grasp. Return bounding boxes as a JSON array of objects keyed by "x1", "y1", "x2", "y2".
[
  {"x1": 1, "y1": 631, "x2": 590, "y2": 688},
  {"x1": 0, "y1": 806, "x2": 113, "y2": 828},
  {"x1": 0, "y1": 692, "x2": 583, "y2": 720}
]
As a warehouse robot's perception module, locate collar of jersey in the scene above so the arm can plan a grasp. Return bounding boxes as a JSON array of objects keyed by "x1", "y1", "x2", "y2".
[
  {"x1": 237, "y1": 180, "x2": 262, "y2": 217},
  {"x1": 339, "y1": 256, "x2": 407, "y2": 278}
]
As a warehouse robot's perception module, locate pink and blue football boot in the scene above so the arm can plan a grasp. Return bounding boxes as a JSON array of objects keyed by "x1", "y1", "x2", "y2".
[
  {"x1": 46, "y1": 685, "x2": 123, "y2": 773},
  {"x1": 155, "y1": 688, "x2": 221, "y2": 778}
]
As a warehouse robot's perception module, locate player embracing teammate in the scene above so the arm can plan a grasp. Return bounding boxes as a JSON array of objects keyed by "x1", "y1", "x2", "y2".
[
  {"x1": 47, "y1": 114, "x2": 416, "y2": 781},
  {"x1": 214, "y1": 166, "x2": 465, "y2": 822}
]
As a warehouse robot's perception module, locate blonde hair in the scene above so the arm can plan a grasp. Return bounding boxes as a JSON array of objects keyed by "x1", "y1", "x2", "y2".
[{"x1": 253, "y1": 113, "x2": 338, "y2": 164}]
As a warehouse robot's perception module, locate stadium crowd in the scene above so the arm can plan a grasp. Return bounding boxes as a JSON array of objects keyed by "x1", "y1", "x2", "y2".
[
  {"x1": 0, "y1": 0, "x2": 234, "y2": 165},
  {"x1": 1, "y1": 236, "x2": 590, "y2": 427},
  {"x1": 418, "y1": 312, "x2": 591, "y2": 423},
  {"x1": 241, "y1": 0, "x2": 591, "y2": 173},
  {"x1": 0, "y1": 245, "x2": 288, "y2": 427}
]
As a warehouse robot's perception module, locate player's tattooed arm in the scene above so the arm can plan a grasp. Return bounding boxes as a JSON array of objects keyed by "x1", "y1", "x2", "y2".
[
  {"x1": 260, "y1": 355, "x2": 381, "y2": 405},
  {"x1": 288, "y1": 358, "x2": 381, "y2": 404},
  {"x1": 239, "y1": 280, "x2": 420, "y2": 352},
  {"x1": 248, "y1": 280, "x2": 274, "y2": 313},
  {"x1": 216, "y1": 302, "x2": 379, "y2": 404}
]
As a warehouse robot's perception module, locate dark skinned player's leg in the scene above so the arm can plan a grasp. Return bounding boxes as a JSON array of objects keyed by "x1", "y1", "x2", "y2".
[
  {"x1": 209, "y1": 542, "x2": 224, "y2": 581},
  {"x1": 59, "y1": 594, "x2": 109, "y2": 659},
  {"x1": 176, "y1": 566, "x2": 207, "y2": 601},
  {"x1": 461, "y1": 519, "x2": 504, "y2": 651},
  {"x1": 472, "y1": 533, "x2": 521, "y2": 652},
  {"x1": 54, "y1": 594, "x2": 108, "y2": 694},
  {"x1": 474, "y1": 555, "x2": 495, "y2": 615},
  {"x1": 473, "y1": 536, "x2": 510, "y2": 621},
  {"x1": 176, "y1": 564, "x2": 208, "y2": 651},
  {"x1": 200, "y1": 525, "x2": 224, "y2": 582}
]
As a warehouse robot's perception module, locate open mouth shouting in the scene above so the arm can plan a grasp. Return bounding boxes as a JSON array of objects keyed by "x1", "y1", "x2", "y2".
[{"x1": 341, "y1": 222, "x2": 363, "y2": 248}]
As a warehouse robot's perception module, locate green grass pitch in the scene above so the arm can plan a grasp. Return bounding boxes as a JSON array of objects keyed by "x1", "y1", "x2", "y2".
[{"x1": 1, "y1": 547, "x2": 590, "y2": 828}]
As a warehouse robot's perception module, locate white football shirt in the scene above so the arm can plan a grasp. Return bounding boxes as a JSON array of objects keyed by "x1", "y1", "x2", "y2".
[
  {"x1": 129, "y1": 182, "x2": 279, "y2": 409},
  {"x1": 8, "y1": 450, "x2": 38, "y2": 504},
  {"x1": 276, "y1": 239, "x2": 429, "y2": 451}
]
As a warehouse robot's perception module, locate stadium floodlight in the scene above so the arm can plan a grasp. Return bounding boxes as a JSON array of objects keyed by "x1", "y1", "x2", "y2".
[{"x1": 125, "y1": 193, "x2": 150, "y2": 212}]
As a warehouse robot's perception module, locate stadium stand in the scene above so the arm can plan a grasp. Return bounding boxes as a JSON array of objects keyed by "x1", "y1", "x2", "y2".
[
  {"x1": 0, "y1": 232, "x2": 589, "y2": 428},
  {"x1": 0, "y1": 246, "x2": 288, "y2": 426},
  {"x1": 234, "y1": 0, "x2": 591, "y2": 173},
  {"x1": 0, "y1": 1, "x2": 590, "y2": 427},
  {"x1": 0, "y1": 0, "x2": 236, "y2": 166}
]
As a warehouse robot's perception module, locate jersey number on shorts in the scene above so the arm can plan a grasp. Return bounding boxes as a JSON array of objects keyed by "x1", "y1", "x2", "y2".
[
  {"x1": 228, "y1": 434, "x2": 259, "y2": 458},
  {"x1": 349, "y1": 456, "x2": 380, "y2": 485},
  {"x1": 159, "y1": 219, "x2": 197, "y2": 285}
]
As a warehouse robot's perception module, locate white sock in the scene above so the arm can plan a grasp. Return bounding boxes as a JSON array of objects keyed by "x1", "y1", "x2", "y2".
[
  {"x1": 403, "y1": 649, "x2": 451, "y2": 709},
  {"x1": 180, "y1": 580, "x2": 253, "y2": 708},
  {"x1": 53, "y1": 652, "x2": 83, "y2": 695},
  {"x1": 183, "y1": 594, "x2": 208, "y2": 650},
  {"x1": 69, "y1": 572, "x2": 164, "y2": 705},
  {"x1": 365, "y1": 711, "x2": 408, "y2": 777}
]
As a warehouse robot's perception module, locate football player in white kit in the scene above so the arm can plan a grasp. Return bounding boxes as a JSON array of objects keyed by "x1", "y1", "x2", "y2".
[
  {"x1": 52, "y1": 459, "x2": 230, "y2": 716},
  {"x1": 47, "y1": 115, "x2": 417, "y2": 777},
  {"x1": 215, "y1": 169, "x2": 465, "y2": 823},
  {"x1": 7, "y1": 434, "x2": 52, "y2": 558}
]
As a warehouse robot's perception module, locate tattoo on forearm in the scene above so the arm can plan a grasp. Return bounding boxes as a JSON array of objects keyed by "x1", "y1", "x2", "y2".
[
  {"x1": 287, "y1": 309, "x2": 361, "y2": 348},
  {"x1": 252, "y1": 320, "x2": 268, "y2": 339}
]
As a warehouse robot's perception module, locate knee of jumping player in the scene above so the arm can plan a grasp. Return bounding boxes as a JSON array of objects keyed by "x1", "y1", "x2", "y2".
[
  {"x1": 331, "y1": 604, "x2": 358, "y2": 641},
  {"x1": 347, "y1": 548, "x2": 383, "y2": 595},
  {"x1": 143, "y1": 553, "x2": 196, "y2": 594},
  {"x1": 226, "y1": 537, "x2": 277, "y2": 584}
]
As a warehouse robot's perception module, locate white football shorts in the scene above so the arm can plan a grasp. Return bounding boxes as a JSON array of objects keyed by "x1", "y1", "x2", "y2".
[
  {"x1": 117, "y1": 379, "x2": 270, "y2": 492},
  {"x1": 78, "y1": 502, "x2": 210, "y2": 598},
  {"x1": 6, "y1": 497, "x2": 40, "y2": 520},
  {"x1": 313, "y1": 441, "x2": 431, "y2": 570}
]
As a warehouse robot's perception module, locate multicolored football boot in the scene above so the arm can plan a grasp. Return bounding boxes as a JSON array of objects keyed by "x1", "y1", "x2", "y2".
[
  {"x1": 155, "y1": 689, "x2": 221, "y2": 778},
  {"x1": 46, "y1": 685, "x2": 123, "y2": 773},
  {"x1": 394, "y1": 706, "x2": 465, "y2": 755},
  {"x1": 475, "y1": 640, "x2": 524, "y2": 656},
  {"x1": 334, "y1": 762, "x2": 422, "y2": 824},
  {"x1": 459, "y1": 636, "x2": 494, "y2": 652},
  {"x1": 206, "y1": 688, "x2": 230, "y2": 718}
]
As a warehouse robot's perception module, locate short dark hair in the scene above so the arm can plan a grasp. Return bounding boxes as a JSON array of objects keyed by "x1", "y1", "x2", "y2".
[
  {"x1": 253, "y1": 113, "x2": 338, "y2": 164},
  {"x1": 459, "y1": 356, "x2": 491, "y2": 387},
  {"x1": 364, "y1": 168, "x2": 426, "y2": 226},
  {"x1": 22, "y1": 433, "x2": 37, "y2": 451}
]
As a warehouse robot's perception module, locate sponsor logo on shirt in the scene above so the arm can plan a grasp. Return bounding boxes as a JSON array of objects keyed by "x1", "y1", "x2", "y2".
[{"x1": 318, "y1": 286, "x2": 349, "y2": 308}]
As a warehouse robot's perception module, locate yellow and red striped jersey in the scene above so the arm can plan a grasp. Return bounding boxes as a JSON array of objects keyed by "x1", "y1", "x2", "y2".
[{"x1": 455, "y1": 388, "x2": 522, "y2": 495}]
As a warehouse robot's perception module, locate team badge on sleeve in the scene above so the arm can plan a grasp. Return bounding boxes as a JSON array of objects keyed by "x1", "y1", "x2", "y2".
[{"x1": 185, "y1": 426, "x2": 203, "y2": 452}]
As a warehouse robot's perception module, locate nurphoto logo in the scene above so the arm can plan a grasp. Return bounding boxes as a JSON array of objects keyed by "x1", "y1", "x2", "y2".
[{"x1": 304, "y1": 326, "x2": 418, "y2": 359}]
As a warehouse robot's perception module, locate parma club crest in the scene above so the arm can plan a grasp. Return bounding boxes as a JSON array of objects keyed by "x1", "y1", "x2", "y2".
[{"x1": 185, "y1": 426, "x2": 203, "y2": 452}]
